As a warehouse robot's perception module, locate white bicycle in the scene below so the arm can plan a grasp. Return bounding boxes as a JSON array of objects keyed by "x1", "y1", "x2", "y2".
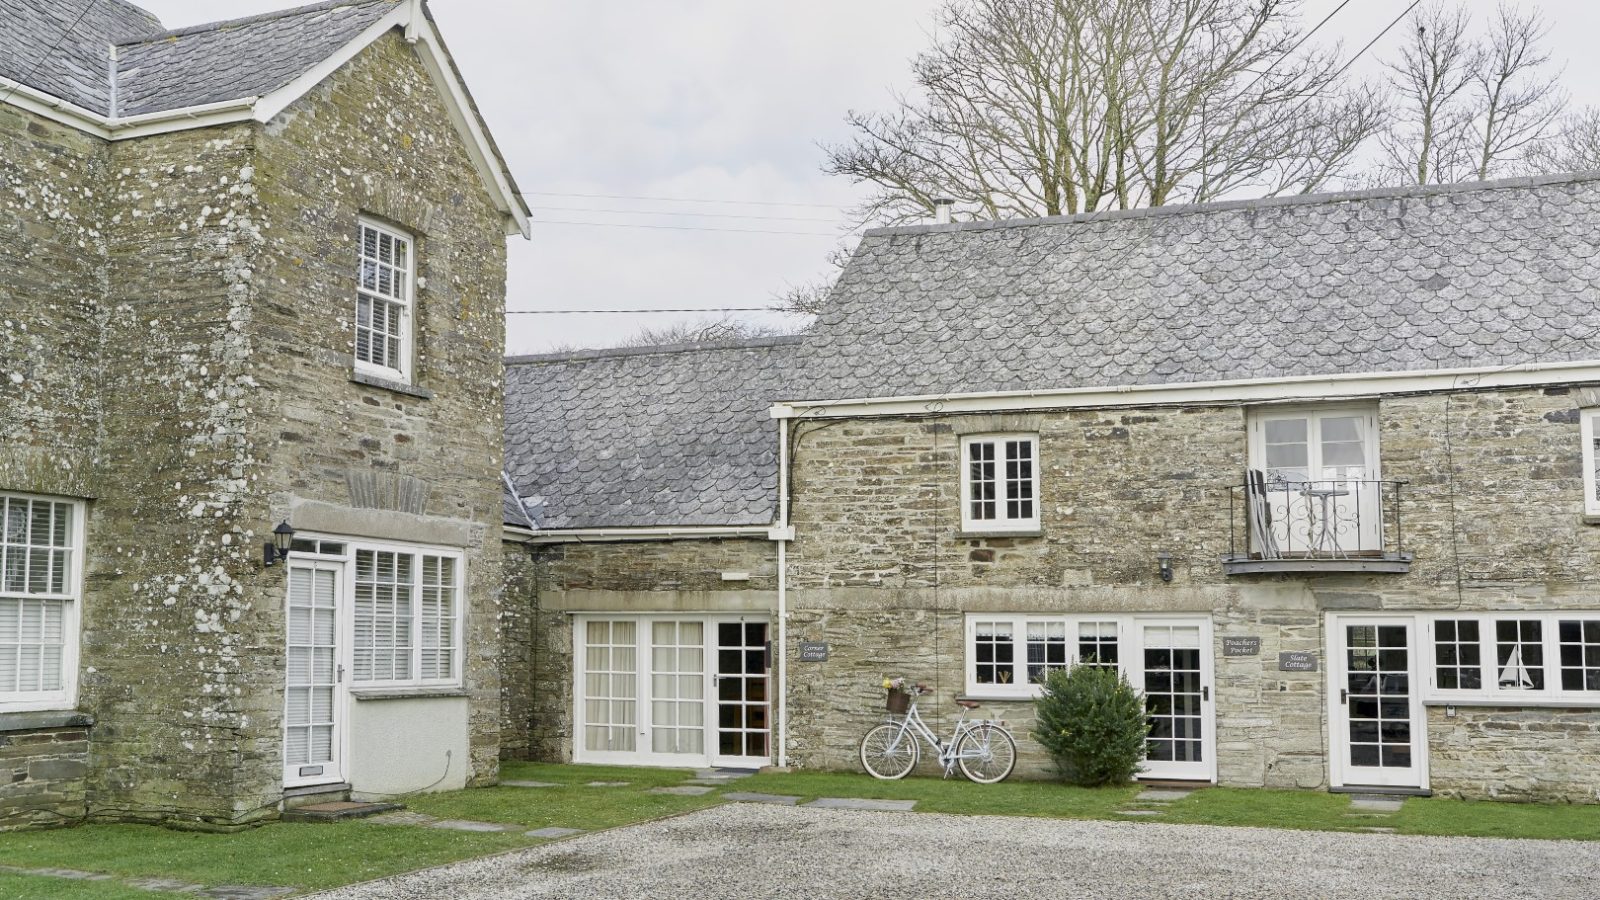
[{"x1": 859, "y1": 683, "x2": 1017, "y2": 783}]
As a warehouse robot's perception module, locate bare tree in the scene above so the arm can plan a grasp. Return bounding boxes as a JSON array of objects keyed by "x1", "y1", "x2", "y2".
[
  {"x1": 618, "y1": 317, "x2": 793, "y2": 348},
  {"x1": 824, "y1": 0, "x2": 1384, "y2": 225},
  {"x1": 1378, "y1": 2, "x2": 1565, "y2": 185},
  {"x1": 1528, "y1": 106, "x2": 1600, "y2": 172}
]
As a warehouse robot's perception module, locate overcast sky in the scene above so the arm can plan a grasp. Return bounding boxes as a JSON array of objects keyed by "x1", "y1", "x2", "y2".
[{"x1": 137, "y1": 1, "x2": 1600, "y2": 355}]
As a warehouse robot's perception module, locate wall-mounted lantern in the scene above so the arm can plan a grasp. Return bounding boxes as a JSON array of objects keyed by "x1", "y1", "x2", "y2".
[
  {"x1": 1157, "y1": 551, "x2": 1174, "y2": 583},
  {"x1": 264, "y1": 520, "x2": 295, "y2": 567}
]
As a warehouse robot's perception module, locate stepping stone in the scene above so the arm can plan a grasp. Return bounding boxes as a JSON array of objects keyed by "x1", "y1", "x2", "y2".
[
  {"x1": 1116, "y1": 809, "x2": 1163, "y2": 816},
  {"x1": 804, "y1": 797, "x2": 917, "y2": 812},
  {"x1": 1135, "y1": 789, "x2": 1192, "y2": 802},
  {"x1": 129, "y1": 877, "x2": 207, "y2": 892},
  {"x1": 1350, "y1": 797, "x2": 1404, "y2": 813},
  {"x1": 502, "y1": 780, "x2": 561, "y2": 788},
  {"x1": 0, "y1": 865, "x2": 113, "y2": 881},
  {"x1": 525, "y1": 826, "x2": 584, "y2": 839},
  {"x1": 687, "y1": 778, "x2": 733, "y2": 786},
  {"x1": 585, "y1": 781, "x2": 630, "y2": 787},
  {"x1": 370, "y1": 810, "x2": 437, "y2": 826},
  {"x1": 647, "y1": 785, "x2": 716, "y2": 796},
  {"x1": 1357, "y1": 826, "x2": 1398, "y2": 834},
  {"x1": 723, "y1": 792, "x2": 801, "y2": 805},
  {"x1": 429, "y1": 819, "x2": 522, "y2": 833},
  {"x1": 202, "y1": 888, "x2": 297, "y2": 900}
]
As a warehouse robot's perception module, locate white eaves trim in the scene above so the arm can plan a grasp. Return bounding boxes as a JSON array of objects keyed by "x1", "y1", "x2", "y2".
[
  {"x1": 770, "y1": 358, "x2": 1600, "y2": 420},
  {"x1": 0, "y1": 0, "x2": 529, "y2": 239},
  {"x1": 503, "y1": 524, "x2": 779, "y2": 544}
]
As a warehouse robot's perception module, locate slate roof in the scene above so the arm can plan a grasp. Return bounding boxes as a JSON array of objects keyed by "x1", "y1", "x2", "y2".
[
  {"x1": 503, "y1": 338, "x2": 800, "y2": 530},
  {"x1": 0, "y1": 0, "x2": 401, "y2": 116},
  {"x1": 794, "y1": 172, "x2": 1600, "y2": 401}
]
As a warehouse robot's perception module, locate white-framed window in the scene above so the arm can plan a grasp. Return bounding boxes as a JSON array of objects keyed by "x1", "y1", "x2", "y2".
[
  {"x1": 1424, "y1": 612, "x2": 1600, "y2": 705},
  {"x1": 0, "y1": 492, "x2": 83, "y2": 712},
  {"x1": 960, "y1": 433, "x2": 1039, "y2": 532},
  {"x1": 965, "y1": 614, "x2": 1125, "y2": 698},
  {"x1": 1581, "y1": 408, "x2": 1600, "y2": 517},
  {"x1": 354, "y1": 218, "x2": 415, "y2": 382},
  {"x1": 352, "y1": 544, "x2": 462, "y2": 688},
  {"x1": 1246, "y1": 405, "x2": 1383, "y2": 554}
]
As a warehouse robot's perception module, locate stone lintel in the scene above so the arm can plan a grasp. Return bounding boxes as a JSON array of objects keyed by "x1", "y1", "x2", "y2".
[{"x1": 288, "y1": 497, "x2": 476, "y2": 547}]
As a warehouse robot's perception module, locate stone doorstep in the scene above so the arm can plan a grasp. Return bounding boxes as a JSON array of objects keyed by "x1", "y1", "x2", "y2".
[
  {"x1": 280, "y1": 801, "x2": 403, "y2": 823},
  {"x1": 722, "y1": 792, "x2": 802, "y2": 805},
  {"x1": 696, "y1": 768, "x2": 757, "y2": 779},
  {"x1": 803, "y1": 797, "x2": 917, "y2": 812}
]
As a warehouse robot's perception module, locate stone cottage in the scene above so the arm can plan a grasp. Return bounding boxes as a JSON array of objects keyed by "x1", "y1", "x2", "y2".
[
  {"x1": 1, "y1": 0, "x2": 528, "y2": 830},
  {"x1": 504, "y1": 174, "x2": 1600, "y2": 802}
]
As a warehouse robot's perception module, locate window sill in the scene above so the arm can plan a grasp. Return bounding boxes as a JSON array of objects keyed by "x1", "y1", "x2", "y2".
[
  {"x1": 954, "y1": 529, "x2": 1044, "y2": 540},
  {"x1": 1583, "y1": 514, "x2": 1600, "y2": 526},
  {"x1": 349, "y1": 686, "x2": 467, "y2": 701},
  {"x1": 1423, "y1": 697, "x2": 1600, "y2": 710},
  {"x1": 0, "y1": 710, "x2": 93, "y2": 733},
  {"x1": 957, "y1": 692, "x2": 1039, "y2": 703},
  {"x1": 351, "y1": 370, "x2": 433, "y2": 400}
]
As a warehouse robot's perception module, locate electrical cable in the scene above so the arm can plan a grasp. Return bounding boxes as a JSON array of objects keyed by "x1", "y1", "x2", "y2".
[
  {"x1": 507, "y1": 306, "x2": 783, "y2": 315},
  {"x1": 526, "y1": 190, "x2": 841, "y2": 209},
  {"x1": 529, "y1": 218, "x2": 845, "y2": 237}
]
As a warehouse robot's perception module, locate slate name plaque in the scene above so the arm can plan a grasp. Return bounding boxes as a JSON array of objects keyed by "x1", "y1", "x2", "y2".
[
  {"x1": 1279, "y1": 651, "x2": 1318, "y2": 672},
  {"x1": 798, "y1": 642, "x2": 830, "y2": 662},
  {"x1": 1222, "y1": 636, "x2": 1261, "y2": 657}
]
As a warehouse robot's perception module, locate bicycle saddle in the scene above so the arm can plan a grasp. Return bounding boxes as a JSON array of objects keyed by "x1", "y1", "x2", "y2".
[{"x1": 955, "y1": 699, "x2": 981, "y2": 709}]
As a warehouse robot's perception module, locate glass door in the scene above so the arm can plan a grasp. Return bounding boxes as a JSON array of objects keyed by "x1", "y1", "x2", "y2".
[
  {"x1": 649, "y1": 621, "x2": 706, "y2": 759},
  {"x1": 284, "y1": 561, "x2": 342, "y2": 787},
  {"x1": 1332, "y1": 618, "x2": 1424, "y2": 789},
  {"x1": 1252, "y1": 408, "x2": 1381, "y2": 556},
  {"x1": 713, "y1": 619, "x2": 771, "y2": 767},
  {"x1": 1135, "y1": 620, "x2": 1214, "y2": 781},
  {"x1": 578, "y1": 619, "x2": 639, "y2": 762}
]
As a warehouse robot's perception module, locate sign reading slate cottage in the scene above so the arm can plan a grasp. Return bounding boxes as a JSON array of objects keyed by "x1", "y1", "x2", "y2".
[
  {"x1": 1279, "y1": 652, "x2": 1319, "y2": 672},
  {"x1": 1223, "y1": 636, "x2": 1262, "y2": 657}
]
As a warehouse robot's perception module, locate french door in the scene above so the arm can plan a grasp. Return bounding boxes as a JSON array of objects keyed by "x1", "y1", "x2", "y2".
[
  {"x1": 575, "y1": 614, "x2": 770, "y2": 768},
  {"x1": 284, "y1": 561, "x2": 343, "y2": 787},
  {"x1": 1329, "y1": 616, "x2": 1426, "y2": 789},
  {"x1": 1134, "y1": 619, "x2": 1214, "y2": 781},
  {"x1": 1250, "y1": 407, "x2": 1382, "y2": 555}
]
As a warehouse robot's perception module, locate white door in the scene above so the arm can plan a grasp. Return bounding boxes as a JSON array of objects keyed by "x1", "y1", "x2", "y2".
[
  {"x1": 1135, "y1": 619, "x2": 1215, "y2": 782},
  {"x1": 1330, "y1": 618, "x2": 1426, "y2": 789},
  {"x1": 1252, "y1": 408, "x2": 1381, "y2": 556},
  {"x1": 712, "y1": 618, "x2": 771, "y2": 768},
  {"x1": 648, "y1": 620, "x2": 707, "y2": 760},
  {"x1": 577, "y1": 619, "x2": 641, "y2": 763},
  {"x1": 284, "y1": 561, "x2": 343, "y2": 787}
]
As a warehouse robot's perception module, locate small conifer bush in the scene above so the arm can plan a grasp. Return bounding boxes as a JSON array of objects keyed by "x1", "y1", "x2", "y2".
[{"x1": 1032, "y1": 665, "x2": 1148, "y2": 786}]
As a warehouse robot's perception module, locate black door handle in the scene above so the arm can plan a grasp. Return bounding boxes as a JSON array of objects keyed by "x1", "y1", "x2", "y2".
[
  {"x1": 1202, "y1": 685, "x2": 1210, "y2": 701},
  {"x1": 1341, "y1": 688, "x2": 1348, "y2": 705}
]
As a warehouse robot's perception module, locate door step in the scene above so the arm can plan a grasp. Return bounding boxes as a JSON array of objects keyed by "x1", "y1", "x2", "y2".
[
  {"x1": 282, "y1": 800, "x2": 404, "y2": 823},
  {"x1": 283, "y1": 782, "x2": 353, "y2": 810}
]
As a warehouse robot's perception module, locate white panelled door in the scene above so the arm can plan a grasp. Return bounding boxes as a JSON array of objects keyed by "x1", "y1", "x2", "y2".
[
  {"x1": 284, "y1": 561, "x2": 343, "y2": 787},
  {"x1": 1330, "y1": 617, "x2": 1426, "y2": 789},
  {"x1": 1134, "y1": 618, "x2": 1215, "y2": 782}
]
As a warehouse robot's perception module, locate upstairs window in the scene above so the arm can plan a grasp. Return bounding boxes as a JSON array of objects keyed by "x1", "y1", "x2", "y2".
[
  {"x1": 961, "y1": 434, "x2": 1039, "y2": 532},
  {"x1": 355, "y1": 219, "x2": 414, "y2": 382},
  {"x1": 0, "y1": 493, "x2": 82, "y2": 712},
  {"x1": 1582, "y1": 408, "x2": 1600, "y2": 517}
]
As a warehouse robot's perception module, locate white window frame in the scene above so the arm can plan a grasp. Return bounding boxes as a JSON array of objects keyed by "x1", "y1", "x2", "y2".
[
  {"x1": 963, "y1": 614, "x2": 1131, "y2": 699},
  {"x1": 959, "y1": 433, "x2": 1041, "y2": 533},
  {"x1": 354, "y1": 218, "x2": 416, "y2": 384},
  {"x1": 1422, "y1": 611, "x2": 1600, "y2": 707},
  {"x1": 347, "y1": 539, "x2": 464, "y2": 690},
  {"x1": 0, "y1": 492, "x2": 85, "y2": 714},
  {"x1": 1581, "y1": 408, "x2": 1600, "y2": 517}
]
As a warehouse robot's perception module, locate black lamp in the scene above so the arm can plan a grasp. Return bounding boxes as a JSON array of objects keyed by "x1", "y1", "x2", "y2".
[
  {"x1": 1157, "y1": 551, "x2": 1174, "y2": 583},
  {"x1": 264, "y1": 520, "x2": 295, "y2": 567}
]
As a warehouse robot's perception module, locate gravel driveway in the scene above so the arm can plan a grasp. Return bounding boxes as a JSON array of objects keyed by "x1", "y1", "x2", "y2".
[{"x1": 314, "y1": 804, "x2": 1600, "y2": 899}]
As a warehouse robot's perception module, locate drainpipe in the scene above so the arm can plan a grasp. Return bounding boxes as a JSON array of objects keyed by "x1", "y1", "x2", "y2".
[{"x1": 772, "y1": 415, "x2": 793, "y2": 768}]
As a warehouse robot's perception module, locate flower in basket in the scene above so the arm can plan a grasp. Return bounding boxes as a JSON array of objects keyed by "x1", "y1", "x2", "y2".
[{"x1": 883, "y1": 676, "x2": 913, "y2": 693}]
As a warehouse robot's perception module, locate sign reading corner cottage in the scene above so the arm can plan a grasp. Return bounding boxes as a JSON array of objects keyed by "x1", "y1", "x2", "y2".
[{"x1": 798, "y1": 642, "x2": 830, "y2": 662}]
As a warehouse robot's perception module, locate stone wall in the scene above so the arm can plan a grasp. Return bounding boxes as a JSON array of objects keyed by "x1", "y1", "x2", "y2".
[
  {"x1": 1427, "y1": 706, "x2": 1600, "y2": 802},
  {"x1": 783, "y1": 386, "x2": 1600, "y2": 798},
  {"x1": 501, "y1": 538, "x2": 777, "y2": 762},
  {"x1": 0, "y1": 715, "x2": 93, "y2": 831}
]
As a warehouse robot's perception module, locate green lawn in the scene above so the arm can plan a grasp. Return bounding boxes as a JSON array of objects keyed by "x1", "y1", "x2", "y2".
[{"x1": 3, "y1": 763, "x2": 1600, "y2": 898}]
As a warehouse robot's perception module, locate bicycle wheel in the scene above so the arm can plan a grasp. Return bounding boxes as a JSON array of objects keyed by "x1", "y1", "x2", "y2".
[
  {"x1": 859, "y1": 722, "x2": 919, "y2": 780},
  {"x1": 955, "y1": 723, "x2": 1017, "y2": 784}
]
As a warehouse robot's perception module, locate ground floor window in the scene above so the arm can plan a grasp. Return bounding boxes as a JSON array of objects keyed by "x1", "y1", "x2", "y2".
[
  {"x1": 1423, "y1": 612, "x2": 1600, "y2": 705},
  {"x1": 351, "y1": 546, "x2": 463, "y2": 688},
  {"x1": 964, "y1": 615, "x2": 1131, "y2": 697},
  {"x1": 575, "y1": 614, "x2": 770, "y2": 767},
  {"x1": 0, "y1": 492, "x2": 82, "y2": 713}
]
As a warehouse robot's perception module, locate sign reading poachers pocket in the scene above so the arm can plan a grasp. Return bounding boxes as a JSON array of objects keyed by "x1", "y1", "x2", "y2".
[{"x1": 1223, "y1": 636, "x2": 1261, "y2": 656}]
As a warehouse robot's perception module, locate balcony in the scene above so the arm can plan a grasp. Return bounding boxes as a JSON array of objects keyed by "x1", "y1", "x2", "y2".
[{"x1": 1223, "y1": 474, "x2": 1412, "y2": 575}]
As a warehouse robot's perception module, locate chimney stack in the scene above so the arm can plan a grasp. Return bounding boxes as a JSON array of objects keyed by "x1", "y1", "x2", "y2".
[{"x1": 933, "y1": 198, "x2": 954, "y2": 225}]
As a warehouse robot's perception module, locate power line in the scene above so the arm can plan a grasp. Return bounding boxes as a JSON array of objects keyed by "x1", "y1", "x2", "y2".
[
  {"x1": 526, "y1": 190, "x2": 842, "y2": 209},
  {"x1": 507, "y1": 307, "x2": 786, "y2": 315},
  {"x1": 1325, "y1": 0, "x2": 1420, "y2": 86},
  {"x1": 529, "y1": 218, "x2": 847, "y2": 237},
  {"x1": 534, "y1": 205, "x2": 844, "y2": 224},
  {"x1": 0, "y1": 0, "x2": 100, "y2": 108}
]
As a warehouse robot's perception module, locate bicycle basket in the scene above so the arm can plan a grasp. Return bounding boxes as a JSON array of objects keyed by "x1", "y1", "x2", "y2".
[{"x1": 886, "y1": 689, "x2": 911, "y2": 714}]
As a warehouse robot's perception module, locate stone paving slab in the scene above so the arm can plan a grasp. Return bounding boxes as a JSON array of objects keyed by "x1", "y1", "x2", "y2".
[
  {"x1": 1350, "y1": 798, "x2": 1404, "y2": 813},
  {"x1": 501, "y1": 780, "x2": 561, "y2": 788},
  {"x1": 525, "y1": 827, "x2": 584, "y2": 839},
  {"x1": 696, "y1": 768, "x2": 755, "y2": 779},
  {"x1": 1116, "y1": 809, "x2": 1163, "y2": 816},
  {"x1": 429, "y1": 819, "x2": 523, "y2": 833},
  {"x1": 804, "y1": 797, "x2": 917, "y2": 812},
  {"x1": 647, "y1": 785, "x2": 717, "y2": 796},
  {"x1": 722, "y1": 792, "x2": 800, "y2": 805},
  {"x1": 1135, "y1": 789, "x2": 1192, "y2": 802},
  {"x1": 3, "y1": 864, "x2": 293, "y2": 899},
  {"x1": 370, "y1": 811, "x2": 439, "y2": 826},
  {"x1": 585, "y1": 781, "x2": 630, "y2": 787}
]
